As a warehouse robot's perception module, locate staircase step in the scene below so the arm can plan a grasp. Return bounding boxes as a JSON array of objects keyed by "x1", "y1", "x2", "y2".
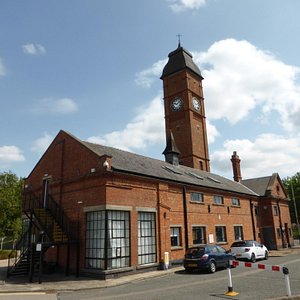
[{"x1": 33, "y1": 208, "x2": 70, "y2": 243}]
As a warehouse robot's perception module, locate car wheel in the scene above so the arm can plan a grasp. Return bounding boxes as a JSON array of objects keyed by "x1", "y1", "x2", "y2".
[
  {"x1": 250, "y1": 253, "x2": 256, "y2": 263},
  {"x1": 264, "y1": 251, "x2": 268, "y2": 260},
  {"x1": 208, "y1": 261, "x2": 216, "y2": 273}
]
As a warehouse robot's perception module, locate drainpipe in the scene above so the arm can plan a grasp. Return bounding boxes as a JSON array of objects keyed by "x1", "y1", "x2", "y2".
[
  {"x1": 183, "y1": 186, "x2": 189, "y2": 250},
  {"x1": 59, "y1": 139, "x2": 65, "y2": 206},
  {"x1": 157, "y1": 189, "x2": 162, "y2": 265},
  {"x1": 277, "y1": 200, "x2": 285, "y2": 248},
  {"x1": 250, "y1": 199, "x2": 256, "y2": 240}
]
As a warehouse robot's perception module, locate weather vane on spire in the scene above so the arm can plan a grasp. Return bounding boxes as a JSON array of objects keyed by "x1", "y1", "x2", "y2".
[{"x1": 176, "y1": 34, "x2": 182, "y2": 47}]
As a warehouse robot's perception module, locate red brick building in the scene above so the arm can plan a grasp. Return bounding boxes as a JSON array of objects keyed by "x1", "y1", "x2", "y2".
[{"x1": 8, "y1": 44, "x2": 293, "y2": 280}]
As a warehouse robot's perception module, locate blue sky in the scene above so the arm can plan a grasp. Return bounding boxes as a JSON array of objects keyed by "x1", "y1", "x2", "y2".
[{"x1": 1, "y1": 0, "x2": 300, "y2": 181}]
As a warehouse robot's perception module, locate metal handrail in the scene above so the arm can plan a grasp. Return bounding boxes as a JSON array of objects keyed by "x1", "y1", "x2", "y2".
[
  {"x1": 7, "y1": 228, "x2": 31, "y2": 277},
  {"x1": 23, "y1": 191, "x2": 78, "y2": 242}
]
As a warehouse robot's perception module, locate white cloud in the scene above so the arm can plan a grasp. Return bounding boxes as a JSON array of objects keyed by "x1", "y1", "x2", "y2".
[
  {"x1": 193, "y1": 39, "x2": 300, "y2": 131},
  {"x1": 22, "y1": 43, "x2": 46, "y2": 55},
  {"x1": 88, "y1": 95, "x2": 219, "y2": 154},
  {"x1": 32, "y1": 98, "x2": 78, "y2": 115},
  {"x1": 31, "y1": 132, "x2": 53, "y2": 154},
  {"x1": 135, "y1": 59, "x2": 166, "y2": 88},
  {"x1": 88, "y1": 96, "x2": 165, "y2": 151},
  {"x1": 168, "y1": 0, "x2": 206, "y2": 12},
  {"x1": 0, "y1": 146, "x2": 25, "y2": 163},
  {"x1": 136, "y1": 38, "x2": 300, "y2": 132},
  {"x1": 101, "y1": 39, "x2": 300, "y2": 178},
  {"x1": 206, "y1": 120, "x2": 219, "y2": 144},
  {"x1": 0, "y1": 58, "x2": 5, "y2": 76},
  {"x1": 211, "y1": 134, "x2": 300, "y2": 179}
]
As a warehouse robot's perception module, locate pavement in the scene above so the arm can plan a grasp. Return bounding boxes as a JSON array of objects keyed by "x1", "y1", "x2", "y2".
[{"x1": 0, "y1": 247, "x2": 300, "y2": 297}]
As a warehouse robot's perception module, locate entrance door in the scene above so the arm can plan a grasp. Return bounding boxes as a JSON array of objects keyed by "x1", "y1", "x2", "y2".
[
  {"x1": 285, "y1": 223, "x2": 290, "y2": 247},
  {"x1": 262, "y1": 227, "x2": 276, "y2": 250}
]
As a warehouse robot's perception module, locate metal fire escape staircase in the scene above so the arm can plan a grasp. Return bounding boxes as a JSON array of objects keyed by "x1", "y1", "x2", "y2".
[{"x1": 7, "y1": 191, "x2": 79, "y2": 281}]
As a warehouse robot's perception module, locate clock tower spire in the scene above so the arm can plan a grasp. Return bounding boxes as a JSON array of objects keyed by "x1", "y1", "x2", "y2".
[{"x1": 161, "y1": 44, "x2": 210, "y2": 171}]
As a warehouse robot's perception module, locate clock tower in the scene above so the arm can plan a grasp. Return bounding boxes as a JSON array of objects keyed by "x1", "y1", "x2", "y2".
[{"x1": 161, "y1": 43, "x2": 210, "y2": 171}]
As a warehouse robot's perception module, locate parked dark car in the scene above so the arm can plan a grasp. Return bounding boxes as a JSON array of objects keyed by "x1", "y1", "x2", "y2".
[{"x1": 183, "y1": 245, "x2": 233, "y2": 273}]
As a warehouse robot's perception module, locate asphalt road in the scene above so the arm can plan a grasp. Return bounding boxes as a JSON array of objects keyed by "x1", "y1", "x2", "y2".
[
  {"x1": 0, "y1": 293, "x2": 57, "y2": 300},
  {"x1": 57, "y1": 254, "x2": 300, "y2": 300}
]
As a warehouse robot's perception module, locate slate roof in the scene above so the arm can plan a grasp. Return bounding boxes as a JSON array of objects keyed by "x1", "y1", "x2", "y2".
[
  {"x1": 241, "y1": 176, "x2": 273, "y2": 197},
  {"x1": 241, "y1": 173, "x2": 287, "y2": 199},
  {"x1": 162, "y1": 132, "x2": 180, "y2": 155},
  {"x1": 160, "y1": 44, "x2": 203, "y2": 79},
  {"x1": 68, "y1": 132, "x2": 258, "y2": 197}
]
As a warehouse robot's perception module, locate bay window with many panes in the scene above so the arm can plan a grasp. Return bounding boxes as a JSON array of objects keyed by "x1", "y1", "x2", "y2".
[{"x1": 85, "y1": 210, "x2": 130, "y2": 270}]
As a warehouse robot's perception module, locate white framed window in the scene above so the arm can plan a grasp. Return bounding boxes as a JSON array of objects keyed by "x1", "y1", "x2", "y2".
[
  {"x1": 138, "y1": 212, "x2": 156, "y2": 265},
  {"x1": 215, "y1": 226, "x2": 227, "y2": 243},
  {"x1": 190, "y1": 192, "x2": 204, "y2": 203},
  {"x1": 234, "y1": 225, "x2": 243, "y2": 240},
  {"x1": 231, "y1": 198, "x2": 240, "y2": 206},
  {"x1": 273, "y1": 206, "x2": 279, "y2": 216},
  {"x1": 170, "y1": 227, "x2": 182, "y2": 247},
  {"x1": 213, "y1": 195, "x2": 224, "y2": 205},
  {"x1": 192, "y1": 226, "x2": 206, "y2": 245}
]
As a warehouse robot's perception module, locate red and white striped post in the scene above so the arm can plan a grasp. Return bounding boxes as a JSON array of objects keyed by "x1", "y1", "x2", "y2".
[
  {"x1": 229, "y1": 260, "x2": 292, "y2": 297},
  {"x1": 225, "y1": 266, "x2": 239, "y2": 296}
]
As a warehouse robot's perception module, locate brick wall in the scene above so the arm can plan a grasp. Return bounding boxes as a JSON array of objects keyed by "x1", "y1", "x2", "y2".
[{"x1": 25, "y1": 130, "x2": 292, "y2": 276}]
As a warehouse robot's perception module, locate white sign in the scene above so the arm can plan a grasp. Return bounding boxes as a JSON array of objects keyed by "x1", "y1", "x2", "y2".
[
  {"x1": 209, "y1": 234, "x2": 214, "y2": 244},
  {"x1": 36, "y1": 243, "x2": 42, "y2": 252}
]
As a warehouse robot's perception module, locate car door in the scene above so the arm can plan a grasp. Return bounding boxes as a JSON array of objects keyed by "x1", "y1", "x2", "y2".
[
  {"x1": 209, "y1": 246, "x2": 220, "y2": 265},
  {"x1": 216, "y1": 246, "x2": 227, "y2": 267},
  {"x1": 254, "y1": 241, "x2": 263, "y2": 257}
]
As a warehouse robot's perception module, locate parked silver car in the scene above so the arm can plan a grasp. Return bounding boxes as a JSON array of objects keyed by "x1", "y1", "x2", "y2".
[{"x1": 230, "y1": 240, "x2": 269, "y2": 262}]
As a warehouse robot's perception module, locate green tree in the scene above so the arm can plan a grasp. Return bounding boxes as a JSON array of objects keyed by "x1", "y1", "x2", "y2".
[
  {"x1": 283, "y1": 173, "x2": 300, "y2": 238},
  {"x1": 0, "y1": 172, "x2": 23, "y2": 241}
]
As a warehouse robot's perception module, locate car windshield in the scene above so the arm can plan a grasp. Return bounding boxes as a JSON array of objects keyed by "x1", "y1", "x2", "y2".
[
  {"x1": 185, "y1": 247, "x2": 205, "y2": 258},
  {"x1": 231, "y1": 241, "x2": 253, "y2": 247}
]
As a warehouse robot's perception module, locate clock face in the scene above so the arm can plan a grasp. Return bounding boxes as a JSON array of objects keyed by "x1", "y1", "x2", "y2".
[
  {"x1": 192, "y1": 97, "x2": 201, "y2": 111},
  {"x1": 171, "y1": 97, "x2": 183, "y2": 111}
]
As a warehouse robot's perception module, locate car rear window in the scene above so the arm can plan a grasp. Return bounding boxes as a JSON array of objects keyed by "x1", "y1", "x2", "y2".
[
  {"x1": 231, "y1": 241, "x2": 253, "y2": 247},
  {"x1": 186, "y1": 247, "x2": 205, "y2": 258}
]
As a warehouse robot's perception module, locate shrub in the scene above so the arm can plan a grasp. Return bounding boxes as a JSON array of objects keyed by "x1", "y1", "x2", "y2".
[{"x1": 0, "y1": 250, "x2": 16, "y2": 260}]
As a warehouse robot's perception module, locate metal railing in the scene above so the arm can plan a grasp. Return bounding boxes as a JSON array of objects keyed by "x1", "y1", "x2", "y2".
[
  {"x1": 7, "y1": 228, "x2": 31, "y2": 277},
  {"x1": 23, "y1": 191, "x2": 78, "y2": 242}
]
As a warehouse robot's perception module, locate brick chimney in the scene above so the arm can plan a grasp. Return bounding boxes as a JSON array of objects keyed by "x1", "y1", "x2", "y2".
[{"x1": 231, "y1": 151, "x2": 242, "y2": 182}]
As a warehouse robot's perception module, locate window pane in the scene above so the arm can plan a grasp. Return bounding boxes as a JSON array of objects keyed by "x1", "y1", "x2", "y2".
[
  {"x1": 138, "y1": 212, "x2": 156, "y2": 265},
  {"x1": 85, "y1": 210, "x2": 130, "y2": 270},
  {"x1": 170, "y1": 227, "x2": 181, "y2": 247},
  {"x1": 215, "y1": 226, "x2": 227, "y2": 242},
  {"x1": 190, "y1": 192, "x2": 203, "y2": 203},
  {"x1": 85, "y1": 211, "x2": 106, "y2": 269},
  {"x1": 234, "y1": 226, "x2": 243, "y2": 240},
  {"x1": 232, "y1": 198, "x2": 240, "y2": 206},
  {"x1": 192, "y1": 227, "x2": 206, "y2": 244},
  {"x1": 213, "y1": 195, "x2": 223, "y2": 205}
]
